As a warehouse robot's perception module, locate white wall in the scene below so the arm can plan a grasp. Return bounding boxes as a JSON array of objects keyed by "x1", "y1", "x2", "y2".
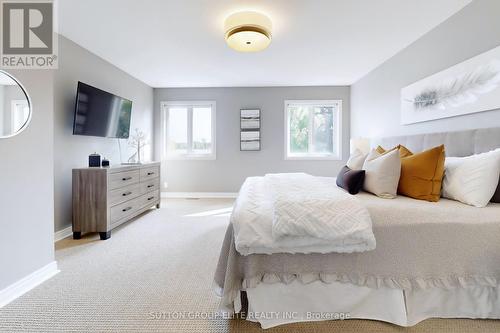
[
  {"x1": 53, "y1": 36, "x2": 154, "y2": 232},
  {"x1": 154, "y1": 86, "x2": 350, "y2": 192},
  {"x1": 351, "y1": 0, "x2": 500, "y2": 138},
  {"x1": 0, "y1": 70, "x2": 55, "y2": 290}
]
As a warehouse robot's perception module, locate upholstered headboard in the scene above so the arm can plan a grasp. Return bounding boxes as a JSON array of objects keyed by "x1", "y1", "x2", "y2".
[{"x1": 372, "y1": 127, "x2": 500, "y2": 157}]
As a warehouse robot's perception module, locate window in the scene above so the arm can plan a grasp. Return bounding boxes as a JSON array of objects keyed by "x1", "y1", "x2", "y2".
[
  {"x1": 11, "y1": 100, "x2": 30, "y2": 133},
  {"x1": 162, "y1": 101, "x2": 216, "y2": 159},
  {"x1": 284, "y1": 100, "x2": 342, "y2": 160}
]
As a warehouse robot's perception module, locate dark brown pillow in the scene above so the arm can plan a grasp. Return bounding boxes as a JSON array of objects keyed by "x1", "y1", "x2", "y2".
[
  {"x1": 336, "y1": 166, "x2": 365, "y2": 195},
  {"x1": 492, "y1": 181, "x2": 500, "y2": 203}
]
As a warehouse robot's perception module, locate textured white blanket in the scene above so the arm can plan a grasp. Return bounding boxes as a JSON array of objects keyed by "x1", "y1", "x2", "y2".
[{"x1": 232, "y1": 173, "x2": 376, "y2": 255}]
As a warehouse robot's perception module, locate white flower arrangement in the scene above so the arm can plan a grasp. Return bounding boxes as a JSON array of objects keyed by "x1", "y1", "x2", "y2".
[{"x1": 128, "y1": 128, "x2": 149, "y2": 163}]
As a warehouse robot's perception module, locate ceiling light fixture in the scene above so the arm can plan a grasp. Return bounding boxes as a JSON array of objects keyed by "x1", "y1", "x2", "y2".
[{"x1": 224, "y1": 11, "x2": 272, "y2": 52}]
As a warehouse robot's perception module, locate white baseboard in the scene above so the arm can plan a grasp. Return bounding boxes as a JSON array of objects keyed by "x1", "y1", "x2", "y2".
[
  {"x1": 0, "y1": 261, "x2": 59, "y2": 308},
  {"x1": 54, "y1": 226, "x2": 73, "y2": 242},
  {"x1": 162, "y1": 192, "x2": 238, "y2": 199}
]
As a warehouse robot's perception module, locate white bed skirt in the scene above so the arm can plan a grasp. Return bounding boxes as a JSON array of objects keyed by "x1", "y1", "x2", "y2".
[{"x1": 241, "y1": 281, "x2": 500, "y2": 329}]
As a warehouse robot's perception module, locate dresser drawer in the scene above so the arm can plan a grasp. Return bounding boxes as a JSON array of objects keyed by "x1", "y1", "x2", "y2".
[
  {"x1": 140, "y1": 166, "x2": 159, "y2": 181},
  {"x1": 109, "y1": 183, "x2": 141, "y2": 206},
  {"x1": 139, "y1": 191, "x2": 160, "y2": 208},
  {"x1": 110, "y1": 197, "x2": 142, "y2": 224},
  {"x1": 141, "y1": 179, "x2": 159, "y2": 194},
  {"x1": 109, "y1": 170, "x2": 140, "y2": 190}
]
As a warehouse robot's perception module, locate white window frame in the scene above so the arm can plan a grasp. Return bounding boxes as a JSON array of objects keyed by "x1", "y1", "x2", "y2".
[
  {"x1": 161, "y1": 101, "x2": 216, "y2": 160},
  {"x1": 284, "y1": 100, "x2": 342, "y2": 160}
]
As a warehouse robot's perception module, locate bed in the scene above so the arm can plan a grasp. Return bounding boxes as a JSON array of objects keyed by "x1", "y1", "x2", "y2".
[{"x1": 214, "y1": 127, "x2": 500, "y2": 329}]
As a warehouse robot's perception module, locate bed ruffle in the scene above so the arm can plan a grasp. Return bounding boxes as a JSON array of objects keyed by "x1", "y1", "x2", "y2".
[{"x1": 242, "y1": 272, "x2": 499, "y2": 291}]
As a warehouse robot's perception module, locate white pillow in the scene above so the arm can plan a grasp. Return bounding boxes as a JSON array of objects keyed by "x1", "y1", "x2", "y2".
[
  {"x1": 362, "y1": 149, "x2": 401, "y2": 199},
  {"x1": 442, "y1": 148, "x2": 500, "y2": 207},
  {"x1": 346, "y1": 149, "x2": 368, "y2": 170}
]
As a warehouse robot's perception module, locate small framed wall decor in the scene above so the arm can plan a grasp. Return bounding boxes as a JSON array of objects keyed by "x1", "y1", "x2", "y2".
[{"x1": 240, "y1": 109, "x2": 261, "y2": 151}]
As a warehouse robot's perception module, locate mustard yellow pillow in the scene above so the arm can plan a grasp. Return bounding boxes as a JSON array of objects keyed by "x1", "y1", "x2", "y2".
[
  {"x1": 376, "y1": 145, "x2": 413, "y2": 158},
  {"x1": 397, "y1": 145, "x2": 445, "y2": 202},
  {"x1": 375, "y1": 145, "x2": 387, "y2": 154}
]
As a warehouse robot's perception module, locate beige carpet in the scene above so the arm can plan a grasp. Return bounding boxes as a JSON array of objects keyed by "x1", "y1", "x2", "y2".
[{"x1": 1, "y1": 198, "x2": 500, "y2": 332}]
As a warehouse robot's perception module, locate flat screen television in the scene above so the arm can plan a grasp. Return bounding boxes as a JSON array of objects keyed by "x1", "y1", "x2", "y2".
[{"x1": 73, "y1": 82, "x2": 132, "y2": 138}]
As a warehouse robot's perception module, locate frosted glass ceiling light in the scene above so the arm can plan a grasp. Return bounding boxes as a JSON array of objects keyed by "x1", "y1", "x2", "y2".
[{"x1": 224, "y1": 11, "x2": 272, "y2": 52}]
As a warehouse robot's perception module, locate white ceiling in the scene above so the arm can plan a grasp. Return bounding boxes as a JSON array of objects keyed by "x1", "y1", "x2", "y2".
[{"x1": 58, "y1": 0, "x2": 471, "y2": 88}]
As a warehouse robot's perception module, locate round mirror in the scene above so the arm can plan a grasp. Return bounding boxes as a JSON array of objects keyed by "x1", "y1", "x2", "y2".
[{"x1": 0, "y1": 70, "x2": 31, "y2": 138}]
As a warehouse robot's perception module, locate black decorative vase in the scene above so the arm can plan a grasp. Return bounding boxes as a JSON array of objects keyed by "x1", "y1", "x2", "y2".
[{"x1": 88, "y1": 153, "x2": 101, "y2": 167}]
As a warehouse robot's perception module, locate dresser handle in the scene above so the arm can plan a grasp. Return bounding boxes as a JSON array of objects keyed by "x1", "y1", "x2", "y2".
[
  {"x1": 122, "y1": 177, "x2": 132, "y2": 181},
  {"x1": 122, "y1": 191, "x2": 132, "y2": 196},
  {"x1": 147, "y1": 172, "x2": 155, "y2": 176},
  {"x1": 147, "y1": 196, "x2": 155, "y2": 201},
  {"x1": 147, "y1": 184, "x2": 154, "y2": 188},
  {"x1": 122, "y1": 207, "x2": 132, "y2": 212}
]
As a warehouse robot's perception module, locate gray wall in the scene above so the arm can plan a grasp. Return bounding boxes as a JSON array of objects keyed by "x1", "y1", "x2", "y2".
[
  {"x1": 351, "y1": 0, "x2": 500, "y2": 138},
  {"x1": 54, "y1": 36, "x2": 154, "y2": 232},
  {"x1": 154, "y1": 86, "x2": 350, "y2": 192},
  {"x1": 0, "y1": 70, "x2": 55, "y2": 290}
]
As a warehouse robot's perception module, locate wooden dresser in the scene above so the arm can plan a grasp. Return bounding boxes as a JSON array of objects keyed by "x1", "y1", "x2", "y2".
[{"x1": 72, "y1": 162, "x2": 161, "y2": 240}]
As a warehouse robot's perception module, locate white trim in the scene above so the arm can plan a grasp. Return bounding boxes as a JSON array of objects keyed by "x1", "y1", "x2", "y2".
[
  {"x1": 54, "y1": 226, "x2": 73, "y2": 242},
  {"x1": 0, "y1": 261, "x2": 59, "y2": 308},
  {"x1": 161, "y1": 192, "x2": 238, "y2": 199},
  {"x1": 161, "y1": 101, "x2": 216, "y2": 161},
  {"x1": 284, "y1": 100, "x2": 343, "y2": 161}
]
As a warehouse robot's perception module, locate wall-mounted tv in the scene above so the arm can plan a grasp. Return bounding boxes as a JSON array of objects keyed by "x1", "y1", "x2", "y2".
[{"x1": 72, "y1": 82, "x2": 132, "y2": 138}]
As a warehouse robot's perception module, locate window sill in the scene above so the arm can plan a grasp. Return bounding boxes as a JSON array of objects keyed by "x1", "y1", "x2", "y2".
[{"x1": 285, "y1": 155, "x2": 342, "y2": 161}]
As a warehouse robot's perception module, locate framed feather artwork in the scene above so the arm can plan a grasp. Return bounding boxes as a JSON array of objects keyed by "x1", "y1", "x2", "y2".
[{"x1": 401, "y1": 45, "x2": 500, "y2": 125}]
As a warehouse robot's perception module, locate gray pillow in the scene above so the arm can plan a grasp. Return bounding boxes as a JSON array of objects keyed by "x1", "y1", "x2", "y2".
[
  {"x1": 492, "y1": 181, "x2": 500, "y2": 203},
  {"x1": 336, "y1": 166, "x2": 365, "y2": 195}
]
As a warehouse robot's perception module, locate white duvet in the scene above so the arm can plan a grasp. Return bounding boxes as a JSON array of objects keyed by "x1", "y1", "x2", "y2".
[{"x1": 231, "y1": 173, "x2": 376, "y2": 255}]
